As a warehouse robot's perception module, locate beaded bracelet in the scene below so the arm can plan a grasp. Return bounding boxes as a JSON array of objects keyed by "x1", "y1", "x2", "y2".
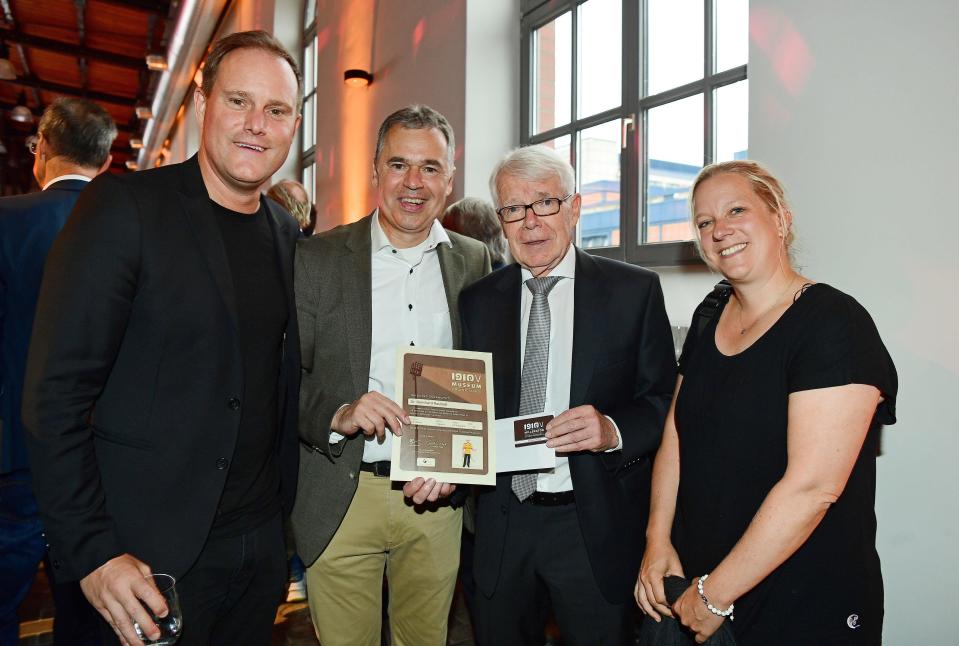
[{"x1": 697, "y1": 574, "x2": 734, "y2": 621}]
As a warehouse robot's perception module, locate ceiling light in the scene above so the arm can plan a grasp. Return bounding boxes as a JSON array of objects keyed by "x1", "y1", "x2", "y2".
[
  {"x1": 145, "y1": 54, "x2": 168, "y2": 71},
  {"x1": 130, "y1": 138, "x2": 143, "y2": 149},
  {"x1": 0, "y1": 42, "x2": 15, "y2": 80},
  {"x1": 11, "y1": 92, "x2": 32, "y2": 123},
  {"x1": 125, "y1": 160, "x2": 139, "y2": 170},
  {"x1": 135, "y1": 106, "x2": 154, "y2": 120},
  {"x1": 343, "y1": 69, "x2": 373, "y2": 87}
]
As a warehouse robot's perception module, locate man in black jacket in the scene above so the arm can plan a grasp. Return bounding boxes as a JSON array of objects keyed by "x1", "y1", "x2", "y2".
[
  {"x1": 460, "y1": 145, "x2": 676, "y2": 645},
  {"x1": 22, "y1": 31, "x2": 301, "y2": 646}
]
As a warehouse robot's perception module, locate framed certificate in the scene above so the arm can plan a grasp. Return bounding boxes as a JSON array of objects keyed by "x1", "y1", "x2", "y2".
[{"x1": 390, "y1": 346, "x2": 496, "y2": 485}]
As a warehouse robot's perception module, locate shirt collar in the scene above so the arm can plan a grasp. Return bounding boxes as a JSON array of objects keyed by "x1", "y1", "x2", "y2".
[
  {"x1": 371, "y1": 208, "x2": 453, "y2": 254},
  {"x1": 520, "y1": 243, "x2": 577, "y2": 283},
  {"x1": 43, "y1": 174, "x2": 92, "y2": 191}
]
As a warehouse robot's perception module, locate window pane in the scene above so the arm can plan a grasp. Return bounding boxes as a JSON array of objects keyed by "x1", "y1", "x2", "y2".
[
  {"x1": 577, "y1": 120, "x2": 621, "y2": 249},
  {"x1": 301, "y1": 163, "x2": 315, "y2": 204},
  {"x1": 532, "y1": 12, "x2": 571, "y2": 134},
  {"x1": 304, "y1": 0, "x2": 316, "y2": 28},
  {"x1": 647, "y1": 0, "x2": 704, "y2": 96},
  {"x1": 715, "y1": 0, "x2": 748, "y2": 72},
  {"x1": 578, "y1": 0, "x2": 621, "y2": 118},
  {"x1": 645, "y1": 94, "x2": 703, "y2": 243},
  {"x1": 715, "y1": 80, "x2": 748, "y2": 161},
  {"x1": 301, "y1": 95, "x2": 315, "y2": 153},
  {"x1": 537, "y1": 134, "x2": 572, "y2": 164},
  {"x1": 304, "y1": 38, "x2": 316, "y2": 95}
]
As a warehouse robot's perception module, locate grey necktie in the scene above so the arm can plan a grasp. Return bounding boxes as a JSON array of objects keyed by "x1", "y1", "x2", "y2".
[{"x1": 512, "y1": 275, "x2": 562, "y2": 501}]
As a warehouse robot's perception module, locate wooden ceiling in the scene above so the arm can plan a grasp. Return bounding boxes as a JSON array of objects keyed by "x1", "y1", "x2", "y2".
[{"x1": 0, "y1": 0, "x2": 175, "y2": 194}]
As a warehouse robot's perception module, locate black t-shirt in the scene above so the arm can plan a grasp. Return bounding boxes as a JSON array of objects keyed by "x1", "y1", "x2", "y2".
[
  {"x1": 674, "y1": 284, "x2": 897, "y2": 645},
  {"x1": 209, "y1": 200, "x2": 287, "y2": 536}
]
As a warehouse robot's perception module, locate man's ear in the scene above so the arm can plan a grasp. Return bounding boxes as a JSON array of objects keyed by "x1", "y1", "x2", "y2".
[
  {"x1": 371, "y1": 161, "x2": 379, "y2": 188},
  {"x1": 96, "y1": 154, "x2": 113, "y2": 176},
  {"x1": 194, "y1": 86, "x2": 207, "y2": 126}
]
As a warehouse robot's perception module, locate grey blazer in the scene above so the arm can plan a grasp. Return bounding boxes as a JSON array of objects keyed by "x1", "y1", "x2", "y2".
[{"x1": 291, "y1": 213, "x2": 491, "y2": 565}]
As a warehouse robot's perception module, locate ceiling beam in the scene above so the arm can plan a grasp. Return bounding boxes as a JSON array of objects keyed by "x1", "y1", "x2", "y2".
[
  {"x1": 94, "y1": 0, "x2": 172, "y2": 15},
  {"x1": 5, "y1": 75, "x2": 138, "y2": 108},
  {"x1": 0, "y1": 27, "x2": 146, "y2": 70}
]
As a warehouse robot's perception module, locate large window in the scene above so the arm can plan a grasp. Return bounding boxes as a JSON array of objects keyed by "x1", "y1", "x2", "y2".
[
  {"x1": 522, "y1": 0, "x2": 748, "y2": 265},
  {"x1": 301, "y1": 5, "x2": 317, "y2": 203}
]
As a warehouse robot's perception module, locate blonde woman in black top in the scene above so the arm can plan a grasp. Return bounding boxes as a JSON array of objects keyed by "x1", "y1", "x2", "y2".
[{"x1": 635, "y1": 161, "x2": 896, "y2": 645}]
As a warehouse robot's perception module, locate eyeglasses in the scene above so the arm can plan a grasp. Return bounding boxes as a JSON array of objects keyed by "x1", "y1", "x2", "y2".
[
  {"x1": 25, "y1": 135, "x2": 38, "y2": 155},
  {"x1": 496, "y1": 194, "x2": 573, "y2": 223}
]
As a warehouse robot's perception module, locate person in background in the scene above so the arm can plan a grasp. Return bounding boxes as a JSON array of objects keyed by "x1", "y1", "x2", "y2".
[
  {"x1": 268, "y1": 178, "x2": 313, "y2": 236},
  {"x1": 460, "y1": 145, "x2": 676, "y2": 645},
  {"x1": 443, "y1": 196, "x2": 509, "y2": 269},
  {"x1": 0, "y1": 96, "x2": 115, "y2": 646},
  {"x1": 22, "y1": 30, "x2": 302, "y2": 646},
  {"x1": 635, "y1": 160, "x2": 897, "y2": 645},
  {"x1": 291, "y1": 104, "x2": 489, "y2": 646}
]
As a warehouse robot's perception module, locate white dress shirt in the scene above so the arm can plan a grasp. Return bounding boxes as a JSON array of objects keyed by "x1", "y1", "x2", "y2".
[
  {"x1": 330, "y1": 211, "x2": 454, "y2": 462},
  {"x1": 43, "y1": 174, "x2": 91, "y2": 190},
  {"x1": 519, "y1": 244, "x2": 621, "y2": 493}
]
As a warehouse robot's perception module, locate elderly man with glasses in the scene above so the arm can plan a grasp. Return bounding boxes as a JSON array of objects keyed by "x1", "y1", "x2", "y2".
[{"x1": 459, "y1": 144, "x2": 677, "y2": 645}]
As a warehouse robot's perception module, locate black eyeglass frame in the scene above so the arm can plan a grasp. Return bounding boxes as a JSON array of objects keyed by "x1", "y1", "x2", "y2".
[{"x1": 496, "y1": 193, "x2": 574, "y2": 223}]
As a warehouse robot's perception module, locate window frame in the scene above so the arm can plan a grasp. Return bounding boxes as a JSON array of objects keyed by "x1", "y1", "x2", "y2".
[
  {"x1": 520, "y1": 0, "x2": 747, "y2": 267},
  {"x1": 300, "y1": 15, "x2": 317, "y2": 200}
]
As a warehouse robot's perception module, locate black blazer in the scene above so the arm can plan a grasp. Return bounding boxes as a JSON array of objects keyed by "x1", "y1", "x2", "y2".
[
  {"x1": 22, "y1": 156, "x2": 300, "y2": 582},
  {"x1": 460, "y1": 248, "x2": 676, "y2": 603},
  {"x1": 0, "y1": 179, "x2": 87, "y2": 474}
]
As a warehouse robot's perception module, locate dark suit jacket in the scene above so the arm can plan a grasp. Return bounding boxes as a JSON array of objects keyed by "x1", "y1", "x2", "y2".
[
  {"x1": 21, "y1": 156, "x2": 301, "y2": 582},
  {"x1": 460, "y1": 248, "x2": 676, "y2": 603},
  {"x1": 1, "y1": 179, "x2": 88, "y2": 474},
  {"x1": 291, "y1": 214, "x2": 490, "y2": 566}
]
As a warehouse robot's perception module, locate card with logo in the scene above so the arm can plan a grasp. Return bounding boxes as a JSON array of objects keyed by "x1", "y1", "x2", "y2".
[
  {"x1": 494, "y1": 413, "x2": 557, "y2": 473},
  {"x1": 390, "y1": 347, "x2": 496, "y2": 485}
]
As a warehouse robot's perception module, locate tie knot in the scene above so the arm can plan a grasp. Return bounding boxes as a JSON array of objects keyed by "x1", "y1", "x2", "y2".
[{"x1": 526, "y1": 275, "x2": 562, "y2": 296}]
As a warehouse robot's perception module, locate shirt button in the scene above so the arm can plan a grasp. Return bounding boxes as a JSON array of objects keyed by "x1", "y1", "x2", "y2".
[
  {"x1": 53, "y1": 559, "x2": 61, "y2": 569},
  {"x1": 227, "y1": 397, "x2": 240, "y2": 410},
  {"x1": 409, "y1": 268, "x2": 413, "y2": 274},
  {"x1": 216, "y1": 457, "x2": 229, "y2": 470},
  {"x1": 408, "y1": 304, "x2": 413, "y2": 310}
]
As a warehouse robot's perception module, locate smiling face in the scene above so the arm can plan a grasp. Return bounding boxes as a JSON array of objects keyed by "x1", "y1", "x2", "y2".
[
  {"x1": 372, "y1": 125, "x2": 454, "y2": 248},
  {"x1": 195, "y1": 47, "x2": 300, "y2": 210},
  {"x1": 497, "y1": 172, "x2": 580, "y2": 276},
  {"x1": 692, "y1": 172, "x2": 791, "y2": 281}
]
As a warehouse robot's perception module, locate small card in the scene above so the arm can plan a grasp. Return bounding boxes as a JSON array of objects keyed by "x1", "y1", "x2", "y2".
[{"x1": 495, "y1": 413, "x2": 557, "y2": 473}]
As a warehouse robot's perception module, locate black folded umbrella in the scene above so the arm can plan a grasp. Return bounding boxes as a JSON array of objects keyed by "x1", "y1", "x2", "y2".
[{"x1": 637, "y1": 576, "x2": 738, "y2": 646}]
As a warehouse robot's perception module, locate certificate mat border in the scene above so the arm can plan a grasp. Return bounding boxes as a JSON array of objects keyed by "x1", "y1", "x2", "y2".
[{"x1": 390, "y1": 346, "x2": 496, "y2": 485}]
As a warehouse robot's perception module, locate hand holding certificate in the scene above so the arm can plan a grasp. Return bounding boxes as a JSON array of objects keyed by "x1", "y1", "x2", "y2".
[{"x1": 390, "y1": 347, "x2": 496, "y2": 486}]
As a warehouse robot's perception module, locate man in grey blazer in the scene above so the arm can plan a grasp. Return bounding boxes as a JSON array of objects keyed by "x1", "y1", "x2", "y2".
[{"x1": 292, "y1": 105, "x2": 490, "y2": 646}]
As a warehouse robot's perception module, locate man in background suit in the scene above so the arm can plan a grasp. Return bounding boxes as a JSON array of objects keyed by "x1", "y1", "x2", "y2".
[
  {"x1": 292, "y1": 105, "x2": 489, "y2": 646},
  {"x1": 22, "y1": 31, "x2": 302, "y2": 646},
  {"x1": 460, "y1": 145, "x2": 676, "y2": 645},
  {"x1": 0, "y1": 97, "x2": 114, "y2": 646}
]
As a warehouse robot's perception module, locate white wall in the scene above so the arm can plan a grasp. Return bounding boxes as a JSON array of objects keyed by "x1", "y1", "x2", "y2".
[{"x1": 749, "y1": 1, "x2": 958, "y2": 642}]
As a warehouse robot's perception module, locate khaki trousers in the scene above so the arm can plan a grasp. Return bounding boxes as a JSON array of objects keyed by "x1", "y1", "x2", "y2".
[{"x1": 306, "y1": 471, "x2": 462, "y2": 646}]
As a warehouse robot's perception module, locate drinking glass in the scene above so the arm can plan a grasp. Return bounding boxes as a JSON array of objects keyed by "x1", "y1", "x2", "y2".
[{"x1": 133, "y1": 573, "x2": 182, "y2": 645}]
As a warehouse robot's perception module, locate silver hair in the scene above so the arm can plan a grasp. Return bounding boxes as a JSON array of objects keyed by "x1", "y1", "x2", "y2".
[{"x1": 488, "y1": 145, "x2": 575, "y2": 207}]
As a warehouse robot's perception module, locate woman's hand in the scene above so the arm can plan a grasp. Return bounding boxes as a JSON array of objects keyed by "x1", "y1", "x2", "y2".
[
  {"x1": 673, "y1": 582, "x2": 726, "y2": 643},
  {"x1": 635, "y1": 539, "x2": 684, "y2": 621}
]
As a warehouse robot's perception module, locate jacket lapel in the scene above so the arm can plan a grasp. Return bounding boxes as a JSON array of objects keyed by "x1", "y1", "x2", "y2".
[
  {"x1": 177, "y1": 156, "x2": 239, "y2": 336},
  {"x1": 496, "y1": 265, "x2": 523, "y2": 417},
  {"x1": 437, "y1": 242, "x2": 467, "y2": 347},
  {"x1": 343, "y1": 215, "x2": 374, "y2": 397},
  {"x1": 569, "y1": 249, "x2": 609, "y2": 407}
]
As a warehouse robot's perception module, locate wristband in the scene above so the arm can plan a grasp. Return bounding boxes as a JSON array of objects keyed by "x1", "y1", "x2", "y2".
[{"x1": 697, "y1": 574, "x2": 734, "y2": 621}]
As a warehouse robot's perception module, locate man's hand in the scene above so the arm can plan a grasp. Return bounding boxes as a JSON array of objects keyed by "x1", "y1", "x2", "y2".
[
  {"x1": 332, "y1": 392, "x2": 410, "y2": 441},
  {"x1": 545, "y1": 405, "x2": 619, "y2": 453},
  {"x1": 402, "y1": 477, "x2": 456, "y2": 504},
  {"x1": 80, "y1": 554, "x2": 167, "y2": 646}
]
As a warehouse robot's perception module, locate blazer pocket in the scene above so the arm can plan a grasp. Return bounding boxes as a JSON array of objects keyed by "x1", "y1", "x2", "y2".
[{"x1": 93, "y1": 426, "x2": 155, "y2": 451}]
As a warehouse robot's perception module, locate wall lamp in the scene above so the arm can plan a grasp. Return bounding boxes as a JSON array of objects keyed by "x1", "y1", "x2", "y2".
[{"x1": 344, "y1": 69, "x2": 373, "y2": 87}]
